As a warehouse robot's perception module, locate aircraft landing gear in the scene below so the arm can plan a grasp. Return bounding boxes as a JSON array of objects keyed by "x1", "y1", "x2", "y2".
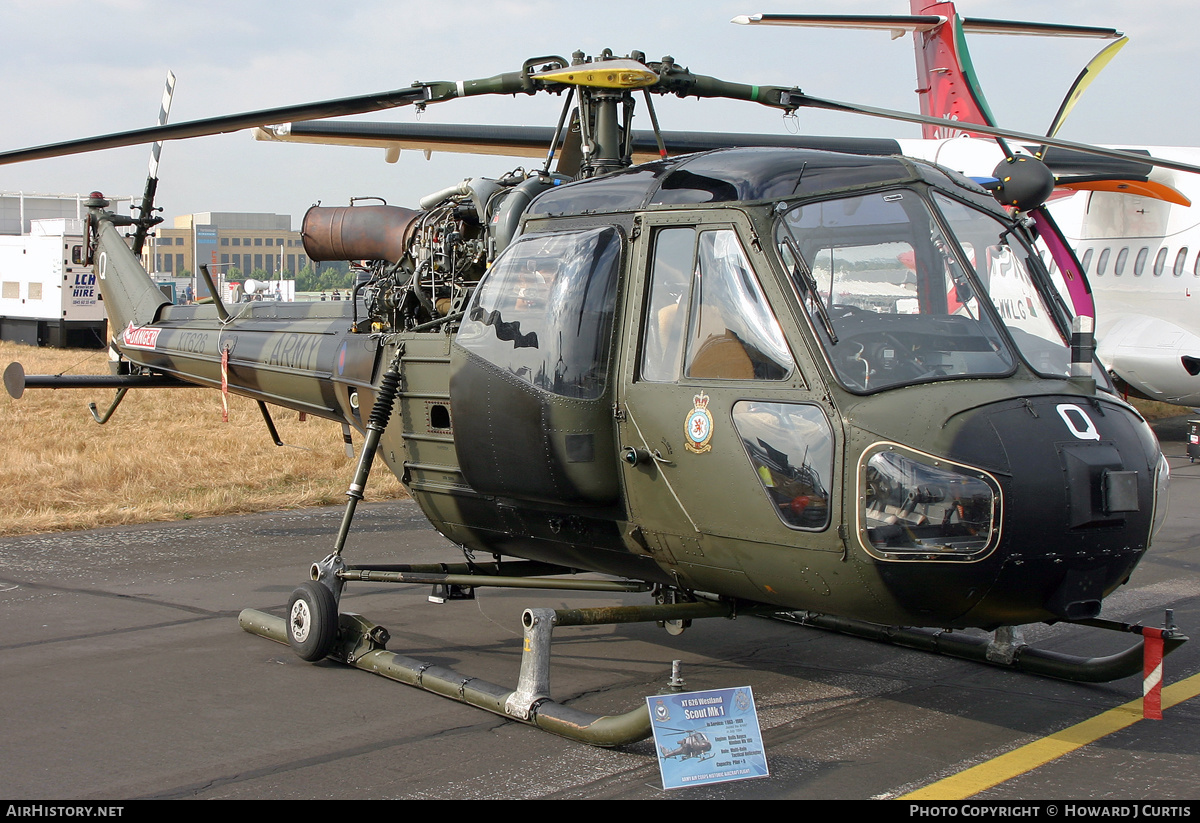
[
  {"x1": 241, "y1": 588, "x2": 774, "y2": 746},
  {"x1": 286, "y1": 581, "x2": 338, "y2": 662}
]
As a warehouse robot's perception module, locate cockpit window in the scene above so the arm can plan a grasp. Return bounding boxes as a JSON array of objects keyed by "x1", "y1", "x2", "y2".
[
  {"x1": 456, "y1": 227, "x2": 621, "y2": 400},
  {"x1": 641, "y1": 227, "x2": 793, "y2": 382},
  {"x1": 775, "y1": 190, "x2": 1016, "y2": 393},
  {"x1": 931, "y1": 193, "x2": 1071, "y2": 378}
]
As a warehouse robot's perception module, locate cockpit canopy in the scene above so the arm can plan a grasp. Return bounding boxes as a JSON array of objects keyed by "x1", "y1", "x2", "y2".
[{"x1": 775, "y1": 187, "x2": 1074, "y2": 394}]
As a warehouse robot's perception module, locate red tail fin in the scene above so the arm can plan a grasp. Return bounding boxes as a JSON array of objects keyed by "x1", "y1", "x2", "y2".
[{"x1": 910, "y1": 1, "x2": 995, "y2": 138}]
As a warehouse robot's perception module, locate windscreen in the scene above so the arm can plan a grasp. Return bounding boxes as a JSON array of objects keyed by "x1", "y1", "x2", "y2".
[
  {"x1": 931, "y1": 192, "x2": 1071, "y2": 378},
  {"x1": 775, "y1": 190, "x2": 1015, "y2": 393}
]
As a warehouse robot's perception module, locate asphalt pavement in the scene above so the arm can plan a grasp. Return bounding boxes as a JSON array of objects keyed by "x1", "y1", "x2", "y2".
[{"x1": 0, "y1": 420, "x2": 1197, "y2": 800}]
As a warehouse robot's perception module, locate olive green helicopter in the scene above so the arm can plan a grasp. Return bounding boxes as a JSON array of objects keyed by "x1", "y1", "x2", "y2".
[{"x1": 2, "y1": 50, "x2": 1192, "y2": 746}]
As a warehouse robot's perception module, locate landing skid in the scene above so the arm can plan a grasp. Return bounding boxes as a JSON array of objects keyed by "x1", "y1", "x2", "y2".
[
  {"x1": 240, "y1": 595, "x2": 757, "y2": 747},
  {"x1": 240, "y1": 572, "x2": 1185, "y2": 745},
  {"x1": 772, "y1": 611, "x2": 1188, "y2": 683}
]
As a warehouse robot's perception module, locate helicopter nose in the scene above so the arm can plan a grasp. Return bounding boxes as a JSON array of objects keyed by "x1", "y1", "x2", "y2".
[{"x1": 944, "y1": 395, "x2": 1162, "y2": 625}]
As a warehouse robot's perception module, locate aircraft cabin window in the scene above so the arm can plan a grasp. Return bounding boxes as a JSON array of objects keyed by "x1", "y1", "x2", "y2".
[
  {"x1": 862, "y1": 443, "x2": 1000, "y2": 559},
  {"x1": 1096, "y1": 248, "x2": 1110, "y2": 276},
  {"x1": 641, "y1": 227, "x2": 793, "y2": 382},
  {"x1": 1174, "y1": 248, "x2": 1188, "y2": 277},
  {"x1": 1114, "y1": 247, "x2": 1128, "y2": 276},
  {"x1": 641, "y1": 228, "x2": 693, "y2": 382},
  {"x1": 1135, "y1": 247, "x2": 1148, "y2": 276},
  {"x1": 733, "y1": 401, "x2": 833, "y2": 531},
  {"x1": 1154, "y1": 248, "x2": 1168, "y2": 276},
  {"x1": 456, "y1": 227, "x2": 622, "y2": 400},
  {"x1": 1080, "y1": 248, "x2": 1093, "y2": 274}
]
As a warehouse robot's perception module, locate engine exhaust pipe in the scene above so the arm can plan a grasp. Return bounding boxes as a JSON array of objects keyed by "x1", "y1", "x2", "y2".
[{"x1": 301, "y1": 205, "x2": 423, "y2": 263}]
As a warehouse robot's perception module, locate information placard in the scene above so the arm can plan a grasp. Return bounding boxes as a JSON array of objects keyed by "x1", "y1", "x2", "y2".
[{"x1": 647, "y1": 686, "x2": 769, "y2": 790}]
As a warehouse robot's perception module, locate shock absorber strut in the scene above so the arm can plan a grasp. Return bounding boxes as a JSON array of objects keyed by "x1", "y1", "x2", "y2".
[{"x1": 330, "y1": 343, "x2": 404, "y2": 559}]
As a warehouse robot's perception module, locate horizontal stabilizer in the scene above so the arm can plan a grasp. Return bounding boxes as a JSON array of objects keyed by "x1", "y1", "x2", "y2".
[
  {"x1": 1054, "y1": 177, "x2": 1191, "y2": 207},
  {"x1": 733, "y1": 13, "x2": 1121, "y2": 39},
  {"x1": 732, "y1": 14, "x2": 944, "y2": 37}
]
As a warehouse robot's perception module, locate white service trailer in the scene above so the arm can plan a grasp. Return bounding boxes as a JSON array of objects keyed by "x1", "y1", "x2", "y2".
[{"x1": 0, "y1": 219, "x2": 107, "y2": 348}]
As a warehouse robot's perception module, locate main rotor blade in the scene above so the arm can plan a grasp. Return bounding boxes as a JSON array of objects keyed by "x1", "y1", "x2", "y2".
[
  {"x1": 257, "y1": 119, "x2": 903, "y2": 163},
  {"x1": 0, "y1": 86, "x2": 428, "y2": 167},
  {"x1": 792, "y1": 93, "x2": 1200, "y2": 177}
]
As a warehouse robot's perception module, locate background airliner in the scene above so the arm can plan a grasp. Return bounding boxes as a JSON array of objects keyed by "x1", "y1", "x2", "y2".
[{"x1": 736, "y1": 2, "x2": 1200, "y2": 407}]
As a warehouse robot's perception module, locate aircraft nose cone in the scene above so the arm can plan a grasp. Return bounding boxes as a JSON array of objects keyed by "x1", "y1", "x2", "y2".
[{"x1": 942, "y1": 395, "x2": 1160, "y2": 624}]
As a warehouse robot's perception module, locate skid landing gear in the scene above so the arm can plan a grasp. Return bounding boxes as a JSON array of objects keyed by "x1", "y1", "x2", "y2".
[
  {"x1": 774, "y1": 610, "x2": 1188, "y2": 683},
  {"x1": 240, "y1": 595, "x2": 759, "y2": 746}
]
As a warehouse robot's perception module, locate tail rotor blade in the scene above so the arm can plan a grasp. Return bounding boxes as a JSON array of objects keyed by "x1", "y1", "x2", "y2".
[
  {"x1": 148, "y1": 70, "x2": 177, "y2": 180},
  {"x1": 132, "y1": 70, "x2": 177, "y2": 257}
]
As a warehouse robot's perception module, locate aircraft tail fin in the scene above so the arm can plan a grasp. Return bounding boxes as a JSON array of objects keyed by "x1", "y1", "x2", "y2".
[
  {"x1": 87, "y1": 196, "x2": 171, "y2": 343},
  {"x1": 736, "y1": 2, "x2": 1123, "y2": 140},
  {"x1": 911, "y1": 2, "x2": 995, "y2": 137},
  {"x1": 911, "y1": 1, "x2": 1125, "y2": 139}
]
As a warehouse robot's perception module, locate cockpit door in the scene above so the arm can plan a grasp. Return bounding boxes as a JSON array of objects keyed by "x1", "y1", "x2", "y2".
[{"x1": 616, "y1": 212, "x2": 841, "y2": 592}]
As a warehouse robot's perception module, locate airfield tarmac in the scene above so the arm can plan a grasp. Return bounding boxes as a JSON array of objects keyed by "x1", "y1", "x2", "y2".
[{"x1": 1, "y1": 425, "x2": 1198, "y2": 800}]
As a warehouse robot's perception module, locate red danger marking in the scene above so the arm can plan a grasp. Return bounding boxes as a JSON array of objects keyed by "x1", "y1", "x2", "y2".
[{"x1": 122, "y1": 322, "x2": 161, "y2": 351}]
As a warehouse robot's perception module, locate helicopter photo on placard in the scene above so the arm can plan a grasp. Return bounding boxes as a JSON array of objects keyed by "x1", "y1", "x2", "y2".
[{"x1": 649, "y1": 687, "x2": 767, "y2": 790}]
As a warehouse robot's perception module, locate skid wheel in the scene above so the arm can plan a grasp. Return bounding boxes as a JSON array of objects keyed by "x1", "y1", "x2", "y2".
[{"x1": 287, "y1": 581, "x2": 338, "y2": 661}]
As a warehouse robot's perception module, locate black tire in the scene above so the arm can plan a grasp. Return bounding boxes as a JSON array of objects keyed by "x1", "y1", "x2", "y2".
[{"x1": 286, "y1": 581, "x2": 338, "y2": 662}]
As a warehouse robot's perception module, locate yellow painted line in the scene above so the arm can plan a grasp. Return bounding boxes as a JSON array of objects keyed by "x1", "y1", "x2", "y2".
[{"x1": 901, "y1": 672, "x2": 1200, "y2": 800}]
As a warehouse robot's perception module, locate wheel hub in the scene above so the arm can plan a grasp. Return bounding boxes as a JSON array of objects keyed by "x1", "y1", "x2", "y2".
[{"x1": 290, "y1": 599, "x2": 312, "y2": 643}]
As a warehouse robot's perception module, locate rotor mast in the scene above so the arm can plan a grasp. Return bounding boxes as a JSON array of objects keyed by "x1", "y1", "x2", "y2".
[{"x1": 529, "y1": 50, "x2": 804, "y2": 177}]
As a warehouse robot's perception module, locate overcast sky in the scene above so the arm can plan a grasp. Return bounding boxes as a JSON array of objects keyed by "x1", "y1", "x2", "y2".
[{"x1": 3, "y1": 0, "x2": 1197, "y2": 225}]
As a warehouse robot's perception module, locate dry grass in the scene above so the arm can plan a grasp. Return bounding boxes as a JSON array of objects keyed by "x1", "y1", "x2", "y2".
[
  {"x1": 1127, "y1": 396, "x2": 1192, "y2": 421},
  {"x1": 5, "y1": 340, "x2": 1189, "y2": 538},
  {"x1": 0, "y1": 341, "x2": 406, "y2": 536}
]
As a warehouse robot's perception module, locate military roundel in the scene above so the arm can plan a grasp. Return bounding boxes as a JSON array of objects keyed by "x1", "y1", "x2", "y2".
[{"x1": 684, "y1": 391, "x2": 714, "y2": 454}]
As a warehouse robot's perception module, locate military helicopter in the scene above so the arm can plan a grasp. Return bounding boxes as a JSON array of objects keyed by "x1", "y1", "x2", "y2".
[
  {"x1": 2, "y1": 50, "x2": 1190, "y2": 746},
  {"x1": 659, "y1": 729, "x2": 715, "y2": 762}
]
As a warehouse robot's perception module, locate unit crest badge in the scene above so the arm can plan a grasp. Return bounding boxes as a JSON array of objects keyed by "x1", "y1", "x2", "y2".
[{"x1": 684, "y1": 391, "x2": 715, "y2": 454}]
